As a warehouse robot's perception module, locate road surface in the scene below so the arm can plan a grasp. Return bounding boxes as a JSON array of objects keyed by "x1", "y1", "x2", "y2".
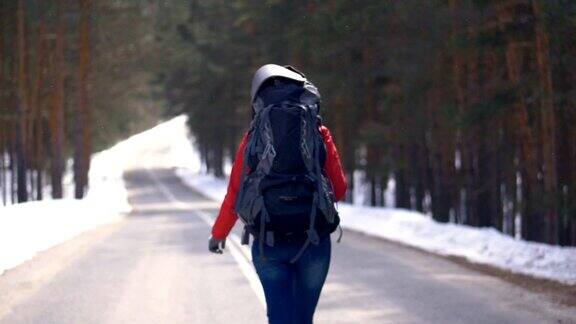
[{"x1": 0, "y1": 167, "x2": 574, "y2": 323}]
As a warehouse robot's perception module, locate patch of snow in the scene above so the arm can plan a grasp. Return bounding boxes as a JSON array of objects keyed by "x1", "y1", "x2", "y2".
[
  {"x1": 0, "y1": 115, "x2": 176, "y2": 274},
  {"x1": 337, "y1": 204, "x2": 576, "y2": 285}
]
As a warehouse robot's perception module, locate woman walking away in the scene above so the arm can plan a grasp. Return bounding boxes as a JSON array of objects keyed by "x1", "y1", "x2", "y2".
[{"x1": 208, "y1": 64, "x2": 347, "y2": 324}]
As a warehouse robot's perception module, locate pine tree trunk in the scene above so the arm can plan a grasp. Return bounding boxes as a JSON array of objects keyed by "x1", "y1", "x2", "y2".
[
  {"x1": 0, "y1": 3, "x2": 6, "y2": 206},
  {"x1": 50, "y1": 5, "x2": 65, "y2": 199},
  {"x1": 379, "y1": 175, "x2": 387, "y2": 207},
  {"x1": 36, "y1": 169, "x2": 42, "y2": 200},
  {"x1": 565, "y1": 108, "x2": 576, "y2": 245},
  {"x1": 9, "y1": 140, "x2": 17, "y2": 204},
  {"x1": 533, "y1": 0, "x2": 559, "y2": 244},
  {"x1": 414, "y1": 166, "x2": 425, "y2": 213},
  {"x1": 498, "y1": 2, "x2": 542, "y2": 241},
  {"x1": 0, "y1": 121, "x2": 5, "y2": 206},
  {"x1": 428, "y1": 54, "x2": 454, "y2": 223},
  {"x1": 75, "y1": 0, "x2": 92, "y2": 198},
  {"x1": 450, "y1": 1, "x2": 465, "y2": 222},
  {"x1": 395, "y1": 168, "x2": 410, "y2": 209},
  {"x1": 30, "y1": 23, "x2": 47, "y2": 201},
  {"x1": 369, "y1": 174, "x2": 377, "y2": 207},
  {"x1": 15, "y1": 0, "x2": 28, "y2": 203}
]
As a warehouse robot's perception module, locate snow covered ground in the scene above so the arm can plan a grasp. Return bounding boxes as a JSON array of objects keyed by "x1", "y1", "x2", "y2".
[
  {"x1": 2, "y1": 115, "x2": 575, "y2": 286},
  {"x1": 0, "y1": 127, "x2": 136, "y2": 275}
]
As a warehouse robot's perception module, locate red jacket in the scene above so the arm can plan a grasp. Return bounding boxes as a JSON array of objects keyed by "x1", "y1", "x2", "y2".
[{"x1": 211, "y1": 125, "x2": 347, "y2": 240}]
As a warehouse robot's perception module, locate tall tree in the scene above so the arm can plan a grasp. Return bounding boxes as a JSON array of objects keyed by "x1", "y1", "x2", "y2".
[
  {"x1": 74, "y1": 0, "x2": 92, "y2": 198},
  {"x1": 15, "y1": 0, "x2": 29, "y2": 202},
  {"x1": 50, "y1": 2, "x2": 66, "y2": 199}
]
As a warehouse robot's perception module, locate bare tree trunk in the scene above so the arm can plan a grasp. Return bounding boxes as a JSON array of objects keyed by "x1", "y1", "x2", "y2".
[
  {"x1": 29, "y1": 22, "x2": 47, "y2": 201},
  {"x1": 368, "y1": 174, "x2": 376, "y2": 207},
  {"x1": 450, "y1": 0, "x2": 464, "y2": 223},
  {"x1": 412, "y1": 140, "x2": 426, "y2": 213},
  {"x1": 427, "y1": 54, "x2": 454, "y2": 223},
  {"x1": 533, "y1": 0, "x2": 559, "y2": 244},
  {"x1": 75, "y1": 0, "x2": 92, "y2": 198},
  {"x1": 498, "y1": 2, "x2": 542, "y2": 241},
  {"x1": 570, "y1": 122, "x2": 576, "y2": 245},
  {"x1": 50, "y1": 4, "x2": 65, "y2": 199},
  {"x1": 462, "y1": 49, "x2": 479, "y2": 227},
  {"x1": 9, "y1": 134, "x2": 17, "y2": 204},
  {"x1": 395, "y1": 168, "x2": 410, "y2": 208},
  {"x1": 557, "y1": 75, "x2": 576, "y2": 245},
  {"x1": 212, "y1": 141, "x2": 224, "y2": 178},
  {"x1": 0, "y1": 3, "x2": 6, "y2": 206},
  {"x1": 0, "y1": 121, "x2": 5, "y2": 206},
  {"x1": 15, "y1": 0, "x2": 28, "y2": 203}
]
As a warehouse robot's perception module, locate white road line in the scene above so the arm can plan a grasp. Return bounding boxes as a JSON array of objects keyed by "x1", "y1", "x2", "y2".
[
  {"x1": 195, "y1": 210, "x2": 266, "y2": 307},
  {"x1": 143, "y1": 167, "x2": 266, "y2": 307}
]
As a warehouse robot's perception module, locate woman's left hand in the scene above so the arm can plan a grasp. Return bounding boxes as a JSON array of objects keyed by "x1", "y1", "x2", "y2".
[{"x1": 208, "y1": 236, "x2": 226, "y2": 254}]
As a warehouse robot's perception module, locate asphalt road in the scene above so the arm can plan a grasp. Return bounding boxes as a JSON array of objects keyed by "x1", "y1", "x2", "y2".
[{"x1": 1, "y1": 167, "x2": 574, "y2": 324}]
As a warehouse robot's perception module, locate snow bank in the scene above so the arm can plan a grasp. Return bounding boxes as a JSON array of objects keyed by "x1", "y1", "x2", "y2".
[
  {"x1": 165, "y1": 116, "x2": 576, "y2": 285},
  {"x1": 0, "y1": 123, "x2": 138, "y2": 275},
  {"x1": 0, "y1": 115, "x2": 202, "y2": 275},
  {"x1": 110, "y1": 115, "x2": 201, "y2": 172},
  {"x1": 337, "y1": 204, "x2": 576, "y2": 285}
]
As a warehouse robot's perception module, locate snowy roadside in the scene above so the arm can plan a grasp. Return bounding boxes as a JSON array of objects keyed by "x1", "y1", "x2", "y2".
[
  {"x1": 0, "y1": 115, "x2": 196, "y2": 276},
  {"x1": 0, "y1": 125, "x2": 145, "y2": 275},
  {"x1": 166, "y1": 116, "x2": 576, "y2": 286}
]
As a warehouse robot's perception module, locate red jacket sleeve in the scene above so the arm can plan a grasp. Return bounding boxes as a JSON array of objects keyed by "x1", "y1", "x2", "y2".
[
  {"x1": 319, "y1": 126, "x2": 348, "y2": 201},
  {"x1": 211, "y1": 132, "x2": 249, "y2": 240}
]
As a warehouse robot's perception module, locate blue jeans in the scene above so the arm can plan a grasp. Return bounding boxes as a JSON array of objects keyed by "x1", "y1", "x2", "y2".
[{"x1": 251, "y1": 235, "x2": 331, "y2": 324}]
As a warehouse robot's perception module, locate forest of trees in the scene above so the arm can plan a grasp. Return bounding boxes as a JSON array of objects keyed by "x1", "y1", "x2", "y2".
[
  {"x1": 155, "y1": 0, "x2": 576, "y2": 247},
  {"x1": 1, "y1": 1, "x2": 574, "y2": 247},
  {"x1": 0, "y1": 1, "x2": 164, "y2": 204}
]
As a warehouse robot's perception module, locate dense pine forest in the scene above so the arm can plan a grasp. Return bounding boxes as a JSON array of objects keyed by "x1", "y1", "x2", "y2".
[
  {"x1": 1, "y1": 0, "x2": 575, "y2": 247},
  {"x1": 0, "y1": 1, "x2": 164, "y2": 202},
  {"x1": 156, "y1": 0, "x2": 576, "y2": 247}
]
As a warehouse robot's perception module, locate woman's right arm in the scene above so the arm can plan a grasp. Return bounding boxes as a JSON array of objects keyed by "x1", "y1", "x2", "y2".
[{"x1": 211, "y1": 132, "x2": 250, "y2": 240}]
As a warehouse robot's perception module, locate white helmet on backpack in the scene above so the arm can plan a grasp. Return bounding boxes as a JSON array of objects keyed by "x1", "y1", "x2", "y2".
[{"x1": 250, "y1": 64, "x2": 307, "y2": 103}]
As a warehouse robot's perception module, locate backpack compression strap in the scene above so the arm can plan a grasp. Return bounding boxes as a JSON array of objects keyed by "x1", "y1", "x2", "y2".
[{"x1": 289, "y1": 105, "x2": 323, "y2": 263}]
